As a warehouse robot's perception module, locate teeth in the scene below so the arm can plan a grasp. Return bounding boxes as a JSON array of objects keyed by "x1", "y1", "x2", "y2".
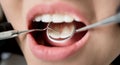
[
  {"x1": 41, "y1": 14, "x2": 52, "y2": 23},
  {"x1": 34, "y1": 16, "x2": 42, "y2": 22},
  {"x1": 64, "y1": 15, "x2": 74, "y2": 23},
  {"x1": 33, "y1": 14, "x2": 79, "y2": 23},
  {"x1": 52, "y1": 14, "x2": 64, "y2": 23},
  {"x1": 74, "y1": 16, "x2": 81, "y2": 22}
]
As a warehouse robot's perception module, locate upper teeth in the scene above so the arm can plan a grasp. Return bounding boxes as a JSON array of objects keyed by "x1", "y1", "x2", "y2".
[{"x1": 34, "y1": 14, "x2": 79, "y2": 23}]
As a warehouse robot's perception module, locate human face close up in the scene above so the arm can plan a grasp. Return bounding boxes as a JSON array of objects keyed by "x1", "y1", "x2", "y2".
[{"x1": 0, "y1": 0, "x2": 120, "y2": 65}]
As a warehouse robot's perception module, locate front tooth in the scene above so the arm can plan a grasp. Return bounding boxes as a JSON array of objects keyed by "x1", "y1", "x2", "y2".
[
  {"x1": 34, "y1": 16, "x2": 41, "y2": 22},
  {"x1": 74, "y1": 16, "x2": 81, "y2": 22},
  {"x1": 64, "y1": 15, "x2": 74, "y2": 23},
  {"x1": 52, "y1": 14, "x2": 64, "y2": 23},
  {"x1": 41, "y1": 14, "x2": 52, "y2": 23}
]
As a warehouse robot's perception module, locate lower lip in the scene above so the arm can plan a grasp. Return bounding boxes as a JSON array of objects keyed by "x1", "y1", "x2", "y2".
[
  {"x1": 26, "y1": 32, "x2": 89, "y2": 61},
  {"x1": 26, "y1": 2, "x2": 90, "y2": 61}
]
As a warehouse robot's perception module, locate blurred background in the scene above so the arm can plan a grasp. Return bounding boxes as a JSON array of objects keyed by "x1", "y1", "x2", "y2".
[{"x1": 0, "y1": 5, "x2": 27, "y2": 65}]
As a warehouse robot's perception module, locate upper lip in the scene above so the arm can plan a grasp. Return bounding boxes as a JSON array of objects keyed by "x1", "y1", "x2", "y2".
[
  {"x1": 26, "y1": 2, "x2": 88, "y2": 28},
  {"x1": 26, "y1": 2, "x2": 89, "y2": 61}
]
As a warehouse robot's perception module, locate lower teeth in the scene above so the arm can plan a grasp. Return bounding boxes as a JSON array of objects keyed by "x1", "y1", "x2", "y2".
[{"x1": 47, "y1": 22, "x2": 75, "y2": 41}]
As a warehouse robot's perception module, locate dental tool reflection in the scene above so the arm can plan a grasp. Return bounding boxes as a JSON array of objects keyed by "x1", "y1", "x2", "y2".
[{"x1": 0, "y1": 12, "x2": 120, "y2": 40}]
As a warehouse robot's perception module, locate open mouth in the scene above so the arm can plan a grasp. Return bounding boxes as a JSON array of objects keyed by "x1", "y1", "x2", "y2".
[
  {"x1": 26, "y1": 2, "x2": 89, "y2": 61},
  {"x1": 29, "y1": 14, "x2": 87, "y2": 47}
]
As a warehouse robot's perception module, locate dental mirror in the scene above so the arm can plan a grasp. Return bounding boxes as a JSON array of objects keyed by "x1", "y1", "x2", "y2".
[
  {"x1": 16, "y1": 12, "x2": 120, "y2": 41},
  {"x1": 46, "y1": 12, "x2": 120, "y2": 41}
]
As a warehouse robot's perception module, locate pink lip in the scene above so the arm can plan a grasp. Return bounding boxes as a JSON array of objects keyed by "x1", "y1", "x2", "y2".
[{"x1": 26, "y1": 2, "x2": 89, "y2": 61}]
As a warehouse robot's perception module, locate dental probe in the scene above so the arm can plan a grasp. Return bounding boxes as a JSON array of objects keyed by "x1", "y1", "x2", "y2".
[
  {"x1": 0, "y1": 29, "x2": 46, "y2": 40},
  {"x1": 76, "y1": 12, "x2": 120, "y2": 32}
]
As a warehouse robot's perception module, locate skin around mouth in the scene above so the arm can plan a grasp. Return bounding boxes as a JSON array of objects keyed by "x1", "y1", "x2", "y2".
[{"x1": 26, "y1": 2, "x2": 90, "y2": 61}]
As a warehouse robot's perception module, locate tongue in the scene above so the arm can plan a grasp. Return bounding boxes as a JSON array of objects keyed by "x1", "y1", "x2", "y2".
[{"x1": 46, "y1": 22, "x2": 75, "y2": 46}]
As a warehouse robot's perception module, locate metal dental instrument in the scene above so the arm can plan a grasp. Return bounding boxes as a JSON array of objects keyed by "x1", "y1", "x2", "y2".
[
  {"x1": 0, "y1": 12, "x2": 120, "y2": 40},
  {"x1": 0, "y1": 29, "x2": 46, "y2": 40},
  {"x1": 0, "y1": 23, "x2": 51, "y2": 40},
  {"x1": 76, "y1": 12, "x2": 120, "y2": 32}
]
